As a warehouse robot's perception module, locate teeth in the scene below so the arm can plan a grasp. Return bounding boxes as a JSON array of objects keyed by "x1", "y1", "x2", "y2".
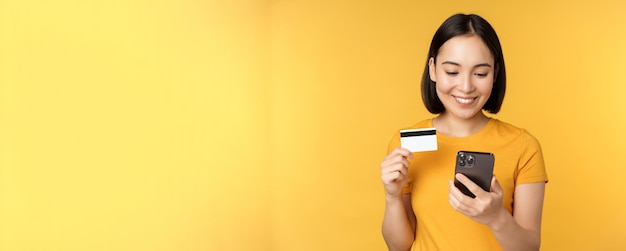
[{"x1": 455, "y1": 97, "x2": 474, "y2": 104}]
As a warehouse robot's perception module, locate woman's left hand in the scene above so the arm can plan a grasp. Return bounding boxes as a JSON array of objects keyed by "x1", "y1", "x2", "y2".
[{"x1": 448, "y1": 174, "x2": 507, "y2": 227}]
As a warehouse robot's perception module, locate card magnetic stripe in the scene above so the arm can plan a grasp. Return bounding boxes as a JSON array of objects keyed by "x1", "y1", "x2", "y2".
[{"x1": 400, "y1": 130, "x2": 436, "y2": 138}]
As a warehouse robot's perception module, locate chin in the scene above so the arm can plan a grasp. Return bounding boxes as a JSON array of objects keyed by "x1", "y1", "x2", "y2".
[{"x1": 450, "y1": 110, "x2": 483, "y2": 120}]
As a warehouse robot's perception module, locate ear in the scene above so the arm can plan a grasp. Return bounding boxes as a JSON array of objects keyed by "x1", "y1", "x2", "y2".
[{"x1": 428, "y1": 57, "x2": 436, "y2": 82}]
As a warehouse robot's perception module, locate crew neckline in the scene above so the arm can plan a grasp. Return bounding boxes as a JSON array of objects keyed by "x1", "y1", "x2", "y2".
[{"x1": 428, "y1": 117, "x2": 496, "y2": 144}]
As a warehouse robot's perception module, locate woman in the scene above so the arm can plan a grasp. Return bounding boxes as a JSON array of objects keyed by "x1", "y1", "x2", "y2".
[{"x1": 381, "y1": 14, "x2": 548, "y2": 251}]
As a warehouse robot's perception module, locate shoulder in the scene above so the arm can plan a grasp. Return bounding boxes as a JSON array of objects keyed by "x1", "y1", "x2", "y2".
[
  {"x1": 489, "y1": 119, "x2": 543, "y2": 152},
  {"x1": 490, "y1": 119, "x2": 525, "y2": 134},
  {"x1": 489, "y1": 119, "x2": 538, "y2": 140},
  {"x1": 400, "y1": 118, "x2": 434, "y2": 131}
]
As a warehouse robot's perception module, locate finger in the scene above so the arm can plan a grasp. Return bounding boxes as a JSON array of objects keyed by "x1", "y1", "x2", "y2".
[
  {"x1": 383, "y1": 163, "x2": 408, "y2": 179},
  {"x1": 448, "y1": 180, "x2": 476, "y2": 215},
  {"x1": 402, "y1": 148, "x2": 415, "y2": 159},
  {"x1": 389, "y1": 154, "x2": 412, "y2": 168},
  {"x1": 490, "y1": 175, "x2": 503, "y2": 194},
  {"x1": 448, "y1": 180, "x2": 468, "y2": 204},
  {"x1": 381, "y1": 170, "x2": 402, "y2": 184},
  {"x1": 448, "y1": 179, "x2": 471, "y2": 205},
  {"x1": 381, "y1": 156, "x2": 411, "y2": 173},
  {"x1": 383, "y1": 148, "x2": 402, "y2": 160},
  {"x1": 455, "y1": 173, "x2": 487, "y2": 198},
  {"x1": 382, "y1": 163, "x2": 403, "y2": 175},
  {"x1": 395, "y1": 147, "x2": 414, "y2": 159},
  {"x1": 381, "y1": 156, "x2": 410, "y2": 172},
  {"x1": 385, "y1": 147, "x2": 414, "y2": 160},
  {"x1": 395, "y1": 163, "x2": 408, "y2": 177},
  {"x1": 448, "y1": 181, "x2": 460, "y2": 207}
]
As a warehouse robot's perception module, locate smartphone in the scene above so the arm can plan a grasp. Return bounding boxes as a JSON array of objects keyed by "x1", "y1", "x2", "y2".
[{"x1": 454, "y1": 151, "x2": 495, "y2": 198}]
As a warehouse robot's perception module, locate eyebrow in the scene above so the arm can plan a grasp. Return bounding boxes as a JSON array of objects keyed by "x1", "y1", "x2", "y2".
[{"x1": 441, "y1": 61, "x2": 493, "y2": 68}]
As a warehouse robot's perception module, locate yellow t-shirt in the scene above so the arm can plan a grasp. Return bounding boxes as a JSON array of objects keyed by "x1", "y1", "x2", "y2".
[{"x1": 386, "y1": 118, "x2": 548, "y2": 251}]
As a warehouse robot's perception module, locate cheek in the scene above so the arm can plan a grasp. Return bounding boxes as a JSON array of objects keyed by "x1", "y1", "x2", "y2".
[
  {"x1": 434, "y1": 81, "x2": 452, "y2": 95},
  {"x1": 434, "y1": 73, "x2": 454, "y2": 91},
  {"x1": 477, "y1": 80, "x2": 494, "y2": 94}
]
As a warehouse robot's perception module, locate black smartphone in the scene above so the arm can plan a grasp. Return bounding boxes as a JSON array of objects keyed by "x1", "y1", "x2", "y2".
[{"x1": 454, "y1": 151, "x2": 495, "y2": 198}]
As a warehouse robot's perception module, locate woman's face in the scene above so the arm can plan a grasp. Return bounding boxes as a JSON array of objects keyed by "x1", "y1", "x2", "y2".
[{"x1": 429, "y1": 34, "x2": 496, "y2": 120}]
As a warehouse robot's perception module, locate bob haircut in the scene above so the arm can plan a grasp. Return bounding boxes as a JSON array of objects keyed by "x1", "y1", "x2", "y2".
[{"x1": 421, "y1": 13, "x2": 506, "y2": 114}]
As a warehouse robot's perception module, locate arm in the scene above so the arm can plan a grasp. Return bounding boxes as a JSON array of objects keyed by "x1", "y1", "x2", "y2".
[
  {"x1": 382, "y1": 193, "x2": 416, "y2": 251},
  {"x1": 381, "y1": 148, "x2": 417, "y2": 251},
  {"x1": 489, "y1": 182, "x2": 545, "y2": 251},
  {"x1": 449, "y1": 175, "x2": 545, "y2": 251}
]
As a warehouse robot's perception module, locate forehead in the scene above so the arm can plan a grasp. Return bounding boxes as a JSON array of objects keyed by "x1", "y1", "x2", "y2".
[{"x1": 437, "y1": 34, "x2": 494, "y2": 64}]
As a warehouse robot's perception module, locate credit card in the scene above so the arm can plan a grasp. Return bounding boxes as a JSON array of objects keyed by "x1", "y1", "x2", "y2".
[{"x1": 400, "y1": 128, "x2": 437, "y2": 152}]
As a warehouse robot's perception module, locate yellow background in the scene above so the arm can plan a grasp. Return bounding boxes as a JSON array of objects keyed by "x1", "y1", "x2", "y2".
[{"x1": 1, "y1": 0, "x2": 624, "y2": 250}]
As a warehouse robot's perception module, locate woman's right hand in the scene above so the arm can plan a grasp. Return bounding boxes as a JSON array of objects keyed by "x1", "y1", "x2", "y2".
[{"x1": 380, "y1": 147, "x2": 414, "y2": 198}]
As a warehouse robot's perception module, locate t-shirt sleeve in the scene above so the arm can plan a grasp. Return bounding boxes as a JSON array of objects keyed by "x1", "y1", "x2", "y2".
[
  {"x1": 515, "y1": 131, "x2": 549, "y2": 184},
  {"x1": 386, "y1": 131, "x2": 413, "y2": 194}
]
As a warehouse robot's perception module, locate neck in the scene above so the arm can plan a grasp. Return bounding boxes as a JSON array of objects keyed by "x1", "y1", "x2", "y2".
[{"x1": 433, "y1": 112, "x2": 490, "y2": 137}]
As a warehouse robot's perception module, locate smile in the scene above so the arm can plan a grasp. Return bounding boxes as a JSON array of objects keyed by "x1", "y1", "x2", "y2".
[{"x1": 453, "y1": 96, "x2": 476, "y2": 104}]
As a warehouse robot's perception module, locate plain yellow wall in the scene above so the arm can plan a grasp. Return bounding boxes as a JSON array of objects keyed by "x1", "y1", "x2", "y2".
[
  {"x1": 1, "y1": 0, "x2": 272, "y2": 250},
  {"x1": 1, "y1": 0, "x2": 625, "y2": 250}
]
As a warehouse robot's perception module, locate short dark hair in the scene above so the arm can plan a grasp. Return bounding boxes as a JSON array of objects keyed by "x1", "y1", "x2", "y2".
[{"x1": 421, "y1": 13, "x2": 506, "y2": 114}]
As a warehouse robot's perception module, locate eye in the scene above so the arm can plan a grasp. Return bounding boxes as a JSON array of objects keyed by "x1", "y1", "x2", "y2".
[
  {"x1": 446, "y1": 72, "x2": 459, "y2": 76},
  {"x1": 474, "y1": 73, "x2": 488, "y2": 77}
]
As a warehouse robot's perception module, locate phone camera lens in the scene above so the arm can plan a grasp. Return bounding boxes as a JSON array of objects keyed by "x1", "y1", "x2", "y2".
[
  {"x1": 468, "y1": 155, "x2": 475, "y2": 165},
  {"x1": 459, "y1": 153, "x2": 466, "y2": 161},
  {"x1": 459, "y1": 160, "x2": 466, "y2": 166}
]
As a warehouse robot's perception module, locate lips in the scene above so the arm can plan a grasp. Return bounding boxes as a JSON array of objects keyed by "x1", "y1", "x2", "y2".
[{"x1": 453, "y1": 96, "x2": 476, "y2": 104}]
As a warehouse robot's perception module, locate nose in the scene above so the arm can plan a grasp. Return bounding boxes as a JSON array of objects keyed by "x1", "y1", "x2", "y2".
[{"x1": 459, "y1": 73, "x2": 474, "y2": 93}]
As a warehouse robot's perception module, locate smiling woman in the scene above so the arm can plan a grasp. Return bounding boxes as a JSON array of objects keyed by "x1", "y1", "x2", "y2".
[{"x1": 381, "y1": 14, "x2": 548, "y2": 251}]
